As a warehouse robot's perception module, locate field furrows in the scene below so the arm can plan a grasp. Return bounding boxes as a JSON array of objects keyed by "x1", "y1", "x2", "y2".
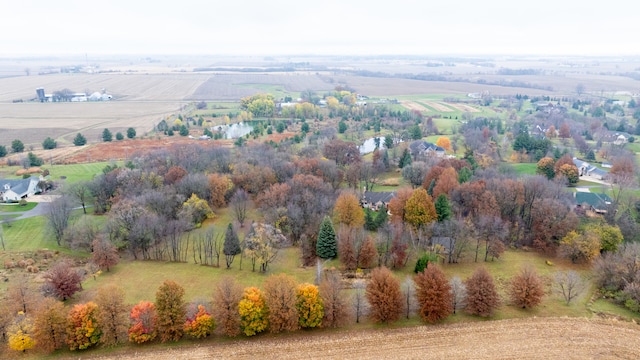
[{"x1": 78, "y1": 317, "x2": 640, "y2": 360}]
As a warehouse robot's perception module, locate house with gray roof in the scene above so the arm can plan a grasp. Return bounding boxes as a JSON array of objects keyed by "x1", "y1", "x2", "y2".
[
  {"x1": 573, "y1": 158, "x2": 609, "y2": 180},
  {"x1": 361, "y1": 191, "x2": 395, "y2": 211},
  {"x1": 409, "y1": 141, "x2": 446, "y2": 158},
  {"x1": 0, "y1": 176, "x2": 41, "y2": 202}
]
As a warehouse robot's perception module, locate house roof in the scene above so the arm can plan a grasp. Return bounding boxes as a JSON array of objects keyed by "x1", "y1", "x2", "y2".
[
  {"x1": 409, "y1": 141, "x2": 445, "y2": 154},
  {"x1": 0, "y1": 177, "x2": 39, "y2": 197},
  {"x1": 363, "y1": 191, "x2": 395, "y2": 204},
  {"x1": 573, "y1": 158, "x2": 609, "y2": 178},
  {"x1": 574, "y1": 192, "x2": 612, "y2": 210}
]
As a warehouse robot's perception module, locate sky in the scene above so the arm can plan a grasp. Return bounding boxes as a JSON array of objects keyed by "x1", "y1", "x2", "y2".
[{"x1": 1, "y1": 0, "x2": 639, "y2": 57}]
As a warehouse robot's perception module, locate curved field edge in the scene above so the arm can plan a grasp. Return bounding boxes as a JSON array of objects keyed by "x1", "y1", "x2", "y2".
[{"x1": 52, "y1": 317, "x2": 640, "y2": 360}]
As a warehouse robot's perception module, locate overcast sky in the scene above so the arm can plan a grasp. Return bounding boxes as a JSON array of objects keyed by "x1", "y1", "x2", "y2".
[{"x1": 2, "y1": 0, "x2": 638, "y2": 56}]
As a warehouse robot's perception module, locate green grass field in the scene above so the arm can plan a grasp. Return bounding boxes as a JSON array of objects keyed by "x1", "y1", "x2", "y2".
[
  {"x1": 0, "y1": 202, "x2": 37, "y2": 212},
  {"x1": 0, "y1": 161, "x2": 119, "y2": 184},
  {"x1": 511, "y1": 163, "x2": 537, "y2": 175}
]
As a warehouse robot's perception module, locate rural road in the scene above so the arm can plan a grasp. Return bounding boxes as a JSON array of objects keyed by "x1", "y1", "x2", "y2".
[{"x1": 60, "y1": 317, "x2": 640, "y2": 360}]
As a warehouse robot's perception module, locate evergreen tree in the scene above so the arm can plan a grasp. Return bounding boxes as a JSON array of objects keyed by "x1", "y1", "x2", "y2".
[
  {"x1": 316, "y1": 216, "x2": 337, "y2": 259},
  {"x1": 398, "y1": 148, "x2": 412, "y2": 168},
  {"x1": 73, "y1": 133, "x2": 87, "y2": 146},
  {"x1": 127, "y1": 127, "x2": 136, "y2": 139},
  {"x1": 102, "y1": 128, "x2": 112, "y2": 142},
  {"x1": 435, "y1": 194, "x2": 451, "y2": 222},
  {"x1": 364, "y1": 209, "x2": 376, "y2": 231},
  {"x1": 375, "y1": 205, "x2": 388, "y2": 228},
  {"x1": 223, "y1": 223, "x2": 241, "y2": 269}
]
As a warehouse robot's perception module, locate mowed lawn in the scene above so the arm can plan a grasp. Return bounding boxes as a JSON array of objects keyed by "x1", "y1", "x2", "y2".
[
  {"x1": 80, "y1": 247, "x2": 316, "y2": 305},
  {"x1": 0, "y1": 161, "x2": 119, "y2": 183}
]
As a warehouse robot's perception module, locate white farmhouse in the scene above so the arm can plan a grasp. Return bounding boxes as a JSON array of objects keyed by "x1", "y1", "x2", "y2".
[{"x1": 0, "y1": 177, "x2": 41, "y2": 202}]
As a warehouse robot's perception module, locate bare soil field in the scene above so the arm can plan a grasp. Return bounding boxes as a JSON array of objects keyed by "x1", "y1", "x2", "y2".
[
  {"x1": 422, "y1": 101, "x2": 454, "y2": 112},
  {"x1": 0, "y1": 101, "x2": 181, "y2": 146},
  {"x1": 61, "y1": 317, "x2": 640, "y2": 360},
  {"x1": 446, "y1": 103, "x2": 480, "y2": 112},
  {"x1": 401, "y1": 100, "x2": 430, "y2": 112},
  {"x1": 188, "y1": 73, "x2": 334, "y2": 100},
  {"x1": 0, "y1": 73, "x2": 207, "y2": 102}
]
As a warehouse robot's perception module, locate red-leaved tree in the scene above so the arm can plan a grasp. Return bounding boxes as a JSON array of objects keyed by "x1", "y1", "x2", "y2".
[{"x1": 128, "y1": 301, "x2": 157, "y2": 344}]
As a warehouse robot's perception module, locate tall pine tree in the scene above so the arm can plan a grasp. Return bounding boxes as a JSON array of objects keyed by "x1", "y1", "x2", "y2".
[
  {"x1": 224, "y1": 223, "x2": 241, "y2": 269},
  {"x1": 316, "y1": 216, "x2": 337, "y2": 259},
  {"x1": 435, "y1": 194, "x2": 451, "y2": 222}
]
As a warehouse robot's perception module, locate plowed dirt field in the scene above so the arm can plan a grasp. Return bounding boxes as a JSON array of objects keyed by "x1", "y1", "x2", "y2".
[{"x1": 71, "y1": 317, "x2": 640, "y2": 360}]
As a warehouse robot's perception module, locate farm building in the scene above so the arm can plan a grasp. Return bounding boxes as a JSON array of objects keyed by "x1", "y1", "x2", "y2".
[{"x1": 0, "y1": 176, "x2": 41, "y2": 202}]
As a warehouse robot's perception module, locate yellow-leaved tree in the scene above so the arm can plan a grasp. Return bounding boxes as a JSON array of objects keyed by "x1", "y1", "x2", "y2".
[
  {"x1": 8, "y1": 312, "x2": 36, "y2": 353},
  {"x1": 333, "y1": 192, "x2": 365, "y2": 228},
  {"x1": 180, "y1": 193, "x2": 214, "y2": 225},
  {"x1": 404, "y1": 188, "x2": 437, "y2": 231},
  {"x1": 559, "y1": 230, "x2": 601, "y2": 263},
  {"x1": 238, "y1": 287, "x2": 268, "y2": 336},
  {"x1": 296, "y1": 283, "x2": 324, "y2": 328}
]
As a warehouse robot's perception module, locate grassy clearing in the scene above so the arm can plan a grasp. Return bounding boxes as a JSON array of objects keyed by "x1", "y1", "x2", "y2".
[
  {"x1": 396, "y1": 249, "x2": 594, "y2": 320},
  {"x1": 80, "y1": 247, "x2": 315, "y2": 305},
  {"x1": 591, "y1": 298, "x2": 640, "y2": 320},
  {"x1": 510, "y1": 163, "x2": 537, "y2": 175},
  {"x1": 0, "y1": 161, "x2": 119, "y2": 184},
  {"x1": 0, "y1": 202, "x2": 37, "y2": 212}
]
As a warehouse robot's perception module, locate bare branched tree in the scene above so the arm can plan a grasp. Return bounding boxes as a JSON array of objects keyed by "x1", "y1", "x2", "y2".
[
  {"x1": 553, "y1": 270, "x2": 585, "y2": 305},
  {"x1": 230, "y1": 189, "x2": 249, "y2": 227},
  {"x1": 46, "y1": 195, "x2": 74, "y2": 246}
]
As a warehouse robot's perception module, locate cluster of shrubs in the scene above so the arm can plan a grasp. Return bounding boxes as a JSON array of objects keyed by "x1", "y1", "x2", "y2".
[{"x1": 593, "y1": 243, "x2": 640, "y2": 312}]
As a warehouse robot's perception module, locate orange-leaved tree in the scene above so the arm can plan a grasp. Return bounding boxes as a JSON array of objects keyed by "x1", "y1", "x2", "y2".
[
  {"x1": 509, "y1": 266, "x2": 545, "y2": 309},
  {"x1": 33, "y1": 298, "x2": 67, "y2": 353},
  {"x1": 366, "y1": 266, "x2": 403, "y2": 324},
  {"x1": 263, "y1": 274, "x2": 299, "y2": 333},
  {"x1": 184, "y1": 304, "x2": 215, "y2": 339},
  {"x1": 66, "y1": 302, "x2": 101, "y2": 350},
  {"x1": 128, "y1": 301, "x2": 157, "y2": 344},
  {"x1": 333, "y1": 192, "x2": 365, "y2": 228},
  {"x1": 465, "y1": 267, "x2": 500, "y2": 317},
  {"x1": 436, "y1": 136, "x2": 451, "y2": 151},
  {"x1": 414, "y1": 265, "x2": 453, "y2": 323}
]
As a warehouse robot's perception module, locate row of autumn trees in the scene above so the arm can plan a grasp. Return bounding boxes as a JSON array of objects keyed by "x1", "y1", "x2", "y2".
[{"x1": 1, "y1": 263, "x2": 566, "y2": 354}]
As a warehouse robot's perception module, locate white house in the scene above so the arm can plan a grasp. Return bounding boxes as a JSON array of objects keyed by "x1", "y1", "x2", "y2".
[{"x1": 0, "y1": 177, "x2": 41, "y2": 202}]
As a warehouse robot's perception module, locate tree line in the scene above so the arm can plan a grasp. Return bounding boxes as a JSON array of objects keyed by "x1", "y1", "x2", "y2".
[{"x1": 0, "y1": 263, "x2": 584, "y2": 354}]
